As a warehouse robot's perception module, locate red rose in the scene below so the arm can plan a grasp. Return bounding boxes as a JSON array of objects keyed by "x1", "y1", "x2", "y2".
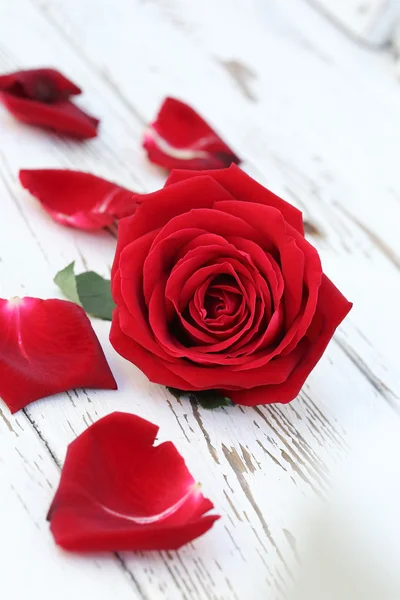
[{"x1": 110, "y1": 165, "x2": 351, "y2": 406}]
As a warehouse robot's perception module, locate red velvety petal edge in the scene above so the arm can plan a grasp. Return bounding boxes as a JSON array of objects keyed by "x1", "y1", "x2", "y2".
[
  {"x1": 143, "y1": 97, "x2": 240, "y2": 170},
  {"x1": 0, "y1": 298, "x2": 117, "y2": 413},
  {"x1": 0, "y1": 69, "x2": 81, "y2": 99},
  {"x1": 19, "y1": 169, "x2": 136, "y2": 231},
  {"x1": 0, "y1": 93, "x2": 99, "y2": 138},
  {"x1": 166, "y1": 164, "x2": 304, "y2": 236},
  {"x1": 48, "y1": 412, "x2": 219, "y2": 552}
]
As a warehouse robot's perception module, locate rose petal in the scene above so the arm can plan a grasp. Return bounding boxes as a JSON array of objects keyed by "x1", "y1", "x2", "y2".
[
  {"x1": 215, "y1": 199, "x2": 288, "y2": 251},
  {"x1": 122, "y1": 176, "x2": 236, "y2": 244},
  {"x1": 279, "y1": 233, "x2": 323, "y2": 355},
  {"x1": 20, "y1": 169, "x2": 136, "y2": 231},
  {"x1": 48, "y1": 412, "x2": 219, "y2": 552},
  {"x1": 165, "y1": 245, "x2": 254, "y2": 311},
  {"x1": 117, "y1": 283, "x2": 174, "y2": 363},
  {"x1": 228, "y1": 237, "x2": 284, "y2": 309},
  {"x1": 163, "y1": 341, "x2": 305, "y2": 387},
  {"x1": 177, "y1": 232, "x2": 232, "y2": 262},
  {"x1": 0, "y1": 69, "x2": 81, "y2": 100},
  {"x1": 116, "y1": 231, "x2": 183, "y2": 363},
  {"x1": 151, "y1": 207, "x2": 267, "y2": 255},
  {"x1": 0, "y1": 297, "x2": 117, "y2": 413},
  {"x1": 143, "y1": 97, "x2": 240, "y2": 170},
  {"x1": 280, "y1": 239, "x2": 305, "y2": 328},
  {"x1": 1, "y1": 94, "x2": 99, "y2": 138},
  {"x1": 166, "y1": 164, "x2": 304, "y2": 235},
  {"x1": 143, "y1": 229, "x2": 211, "y2": 305},
  {"x1": 150, "y1": 264, "x2": 258, "y2": 359},
  {"x1": 0, "y1": 68, "x2": 98, "y2": 138}
]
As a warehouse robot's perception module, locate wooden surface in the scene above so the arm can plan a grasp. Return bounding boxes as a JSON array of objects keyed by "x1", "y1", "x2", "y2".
[
  {"x1": 1, "y1": 1, "x2": 400, "y2": 599},
  {"x1": 309, "y1": 0, "x2": 400, "y2": 44}
]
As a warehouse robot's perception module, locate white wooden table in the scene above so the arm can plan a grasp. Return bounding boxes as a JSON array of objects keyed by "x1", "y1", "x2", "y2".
[{"x1": 1, "y1": 1, "x2": 400, "y2": 599}]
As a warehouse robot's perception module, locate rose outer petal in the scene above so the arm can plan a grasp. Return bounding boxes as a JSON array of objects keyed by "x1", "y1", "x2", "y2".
[
  {"x1": 20, "y1": 169, "x2": 136, "y2": 231},
  {"x1": 166, "y1": 164, "x2": 305, "y2": 236},
  {"x1": 0, "y1": 69, "x2": 97, "y2": 138},
  {"x1": 0, "y1": 69, "x2": 81, "y2": 99},
  {"x1": 0, "y1": 93, "x2": 99, "y2": 138},
  {"x1": 48, "y1": 412, "x2": 219, "y2": 551},
  {"x1": 280, "y1": 239, "x2": 305, "y2": 328},
  {"x1": 0, "y1": 298, "x2": 117, "y2": 413}
]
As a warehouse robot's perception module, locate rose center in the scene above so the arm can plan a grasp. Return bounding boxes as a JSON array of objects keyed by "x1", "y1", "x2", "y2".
[{"x1": 203, "y1": 279, "x2": 242, "y2": 321}]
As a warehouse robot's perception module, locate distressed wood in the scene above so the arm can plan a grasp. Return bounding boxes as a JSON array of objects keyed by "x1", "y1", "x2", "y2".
[
  {"x1": 310, "y1": 0, "x2": 400, "y2": 45},
  {"x1": 1, "y1": 0, "x2": 400, "y2": 598}
]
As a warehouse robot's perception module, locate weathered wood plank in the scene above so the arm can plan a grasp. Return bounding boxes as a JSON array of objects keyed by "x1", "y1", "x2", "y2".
[
  {"x1": 310, "y1": 0, "x2": 400, "y2": 45},
  {"x1": 1, "y1": 0, "x2": 400, "y2": 598}
]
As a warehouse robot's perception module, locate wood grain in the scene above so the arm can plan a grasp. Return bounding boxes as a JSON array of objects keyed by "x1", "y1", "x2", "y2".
[
  {"x1": 308, "y1": 0, "x2": 400, "y2": 45},
  {"x1": 1, "y1": 0, "x2": 400, "y2": 598}
]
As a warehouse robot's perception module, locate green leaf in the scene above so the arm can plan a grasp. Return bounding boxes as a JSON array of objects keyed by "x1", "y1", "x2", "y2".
[
  {"x1": 167, "y1": 387, "x2": 184, "y2": 401},
  {"x1": 75, "y1": 271, "x2": 116, "y2": 320},
  {"x1": 167, "y1": 387, "x2": 235, "y2": 410},
  {"x1": 192, "y1": 390, "x2": 235, "y2": 410},
  {"x1": 54, "y1": 262, "x2": 81, "y2": 306},
  {"x1": 54, "y1": 263, "x2": 115, "y2": 320}
]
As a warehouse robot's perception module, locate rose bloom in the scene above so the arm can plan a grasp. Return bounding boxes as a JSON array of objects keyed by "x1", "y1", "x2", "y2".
[{"x1": 110, "y1": 166, "x2": 351, "y2": 406}]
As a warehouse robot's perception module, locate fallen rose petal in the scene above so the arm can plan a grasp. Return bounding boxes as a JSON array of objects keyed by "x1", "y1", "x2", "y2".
[
  {"x1": 48, "y1": 412, "x2": 219, "y2": 552},
  {"x1": 0, "y1": 68, "x2": 99, "y2": 138},
  {"x1": 143, "y1": 97, "x2": 240, "y2": 170},
  {"x1": 0, "y1": 69, "x2": 81, "y2": 101},
  {"x1": 0, "y1": 297, "x2": 117, "y2": 413},
  {"x1": 19, "y1": 169, "x2": 137, "y2": 231},
  {"x1": 165, "y1": 166, "x2": 305, "y2": 235}
]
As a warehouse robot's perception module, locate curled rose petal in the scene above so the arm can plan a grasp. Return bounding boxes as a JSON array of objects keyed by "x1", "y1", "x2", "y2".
[
  {"x1": 0, "y1": 69, "x2": 99, "y2": 138},
  {"x1": 0, "y1": 297, "x2": 117, "y2": 413},
  {"x1": 143, "y1": 97, "x2": 240, "y2": 170},
  {"x1": 48, "y1": 412, "x2": 219, "y2": 552},
  {"x1": 19, "y1": 169, "x2": 137, "y2": 231},
  {"x1": 165, "y1": 166, "x2": 305, "y2": 235}
]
